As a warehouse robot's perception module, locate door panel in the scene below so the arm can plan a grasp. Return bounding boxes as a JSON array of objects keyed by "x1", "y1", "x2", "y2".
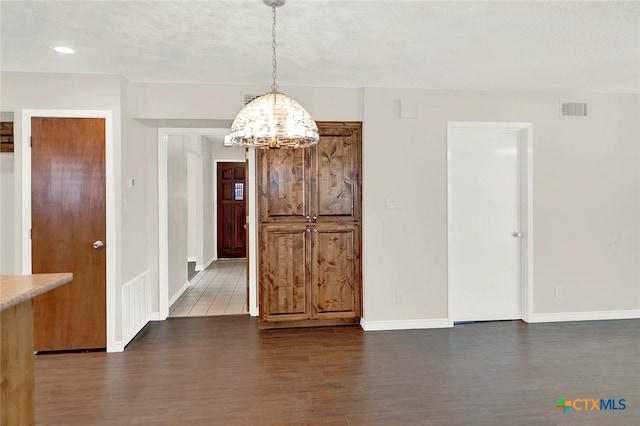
[
  {"x1": 217, "y1": 162, "x2": 246, "y2": 258},
  {"x1": 315, "y1": 136, "x2": 354, "y2": 217},
  {"x1": 259, "y1": 224, "x2": 310, "y2": 322},
  {"x1": 258, "y1": 149, "x2": 308, "y2": 222},
  {"x1": 313, "y1": 124, "x2": 361, "y2": 222},
  {"x1": 31, "y1": 117, "x2": 106, "y2": 351},
  {"x1": 449, "y1": 126, "x2": 522, "y2": 322},
  {"x1": 312, "y1": 223, "x2": 361, "y2": 319}
]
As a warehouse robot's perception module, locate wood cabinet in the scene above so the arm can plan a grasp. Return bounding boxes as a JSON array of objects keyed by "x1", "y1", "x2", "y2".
[{"x1": 258, "y1": 122, "x2": 362, "y2": 328}]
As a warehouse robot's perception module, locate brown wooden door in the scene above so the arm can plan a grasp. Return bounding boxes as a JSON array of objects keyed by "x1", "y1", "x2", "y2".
[
  {"x1": 257, "y1": 122, "x2": 362, "y2": 328},
  {"x1": 31, "y1": 117, "x2": 106, "y2": 351},
  {"x1": 217, "y1": 162, "x2": 246, "y2": 258},
  {"x1": 259, "y1": 224, "x2": 311, "y2": 323},
  {"x1": 311, "y1": 222, "x2": 361, "y2": 319}
]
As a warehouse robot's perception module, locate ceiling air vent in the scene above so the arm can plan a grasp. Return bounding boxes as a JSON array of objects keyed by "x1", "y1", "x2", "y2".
[
  {"x1": 243, "y1": 94, "x2": 261, "y2": 105},
  {"x1": 561, "y1": 102, "x2": 588, "y2": 117}
]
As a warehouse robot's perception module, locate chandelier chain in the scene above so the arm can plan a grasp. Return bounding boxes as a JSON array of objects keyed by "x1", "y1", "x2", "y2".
[{"x1": 271, "y1": 5, "x2": 278, "y2": 92}]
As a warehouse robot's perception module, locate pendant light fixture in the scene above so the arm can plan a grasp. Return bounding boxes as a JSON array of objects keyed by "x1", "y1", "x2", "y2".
[{"x1": 228, "y1": 0, "x2": 319, "y2": 149}]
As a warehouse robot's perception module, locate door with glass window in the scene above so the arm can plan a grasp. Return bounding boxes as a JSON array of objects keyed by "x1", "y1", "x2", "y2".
[{"x1": 217, "y1": 162, "x2": 246, "y2": 258}]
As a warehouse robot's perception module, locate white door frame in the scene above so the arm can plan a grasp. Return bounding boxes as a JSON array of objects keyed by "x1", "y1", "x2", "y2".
[
  {"x1": 157, "y1": 128, "x2": 258, "y2": 319},
  {"x1": 447, "y1": 121, "x2": 534, "y2": 325},
  {"x1": 21, "y1": 109, "x2": 117, "y2": 352}
]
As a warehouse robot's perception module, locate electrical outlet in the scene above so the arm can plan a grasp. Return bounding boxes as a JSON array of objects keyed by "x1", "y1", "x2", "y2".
[
  {"x1": 396, "y1": 291, "x2": 405, "y2": 304},
  {"x1": 555, "y1": 286, "x2": 563, "y2": 299}
]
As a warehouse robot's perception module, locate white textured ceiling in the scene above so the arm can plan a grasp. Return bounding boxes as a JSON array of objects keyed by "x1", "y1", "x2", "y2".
[{"x1": 1, "y1": 0, "x2": 639, "y2": 93}]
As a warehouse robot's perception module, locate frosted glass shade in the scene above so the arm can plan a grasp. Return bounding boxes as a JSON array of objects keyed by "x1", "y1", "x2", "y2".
[{"x1": 229, "y1": 92, "x2": 319, "y2": 149}]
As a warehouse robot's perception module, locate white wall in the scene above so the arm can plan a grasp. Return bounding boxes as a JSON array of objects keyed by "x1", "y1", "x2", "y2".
[
  {"x1": 3, "y1": 70, "x2": 636, "y2": 334},
  {"x1": 0, "y1": 153, "x2": 14, "y2": 274},
  {"x1": 202, "y1": 138, "x2": 215, "y2": 266},
  {"x1": 186, "y1": 142, "x2": 202, "y2": 266},
  {"x1": 144, "y1": 131, "x2": 159, "y2": 313},
  {"x1": 0, "y1": 72, "x2": 123, "y2": 278},
  {"x1": 167, "y1": 135, "x2": 188, "y2": 299},
  {"x1": 129, "y1": 83, "x2": 364, "y2": 122},
  {"x1": 0, "y1": 72, "x2": 127, "y2": 344},
  {"x1": 121, "y1": 77, "x2": 157, "y2": 284},
  {"x1": 363, "y1": 88, "x2": 640, "y2": 323}
]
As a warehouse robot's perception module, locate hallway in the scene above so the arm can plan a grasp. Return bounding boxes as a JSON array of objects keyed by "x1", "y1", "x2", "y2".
[{"x1": 169, "y1": 259, "x2": 248, "y2": 317}]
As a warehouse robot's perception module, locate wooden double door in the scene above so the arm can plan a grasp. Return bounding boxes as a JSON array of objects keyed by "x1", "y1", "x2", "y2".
[{"x1": 258, "y1": 122, "x2": 362, "y2": 328}]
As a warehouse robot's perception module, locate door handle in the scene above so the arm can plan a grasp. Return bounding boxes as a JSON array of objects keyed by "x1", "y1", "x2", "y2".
[
  {"x1": 93, "y1": 240, "x2": 104, "y2": 250},
  {"x1": 512, "y1": 232, "x2": 522, "y2": 238}
]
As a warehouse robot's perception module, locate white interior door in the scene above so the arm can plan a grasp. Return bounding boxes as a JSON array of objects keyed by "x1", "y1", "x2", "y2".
[{"x1": 449, "y1": 124, "x2": 522, "y2": 322}]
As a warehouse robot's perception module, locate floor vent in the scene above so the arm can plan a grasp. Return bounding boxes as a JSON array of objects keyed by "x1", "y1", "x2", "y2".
[{"x1": 561, "y1": 102, "x2": 588, "y2": 117}]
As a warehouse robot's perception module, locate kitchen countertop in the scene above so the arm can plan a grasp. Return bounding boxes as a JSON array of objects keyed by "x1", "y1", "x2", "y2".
[{"x1": 0, "y1": 273, "x2": 73, "y2": 311}]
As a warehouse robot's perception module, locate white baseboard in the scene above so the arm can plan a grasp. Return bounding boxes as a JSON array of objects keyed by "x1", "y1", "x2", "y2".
[
  {"x1": 196, "y1": 256, "x2": 216, "y2": 272},
  {"x1": 150, "y1": 312, "x2": 166, "y2": 321},
  {"x1": 203, "y1": 256, "x2": 216, "y2": 269},
  {"x1": 109, "y1": 341, "x2": 125, "y2": 353},
  {"x1": 196, "y1": 256, "x2": 217, "y2": 272},
  {"x1": 360, "y1": 318, "x2": 451, "y2": 331},
  {"x1": 187, "y1": 256, "x2": 197, "y2": 263},
  {"x1": 168, "y1": 280, "x2": 190, "y2": 308},
  {"x1": 527, "y1": 309, "x2": 640, "y2": 323}
]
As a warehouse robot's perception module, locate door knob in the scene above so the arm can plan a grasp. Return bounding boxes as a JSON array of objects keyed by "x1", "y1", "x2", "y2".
[
  {"x1": 93, "y1": 240, "x2": 104, "y2": 250},
  {"x1": 512, "y1": 232, "x2": 522, "y2": 238}
]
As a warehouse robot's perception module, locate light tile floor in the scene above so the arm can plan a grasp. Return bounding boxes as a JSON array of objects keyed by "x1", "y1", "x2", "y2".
[{"x1": 169, "y1": 259, "x2": 248, "y2": 317}]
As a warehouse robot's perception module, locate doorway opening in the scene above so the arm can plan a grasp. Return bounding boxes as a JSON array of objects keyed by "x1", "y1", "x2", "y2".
[
  {"x1": 158, "y1": 128, "x2": 257, "y2": 320},
  {"x1": 171, "y1": 160, "x2": 249, "y2": 317}
]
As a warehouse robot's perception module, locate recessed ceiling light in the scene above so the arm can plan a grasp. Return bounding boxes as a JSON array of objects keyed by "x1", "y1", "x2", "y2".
[{"x1": 53, "y1": 46, "x2": 75, "y2": 54}]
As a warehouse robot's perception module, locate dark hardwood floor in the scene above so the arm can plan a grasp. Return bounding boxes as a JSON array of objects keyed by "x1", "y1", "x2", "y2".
[{"x1": 35, "y1": 317, "x2": 639, "y2": 425}]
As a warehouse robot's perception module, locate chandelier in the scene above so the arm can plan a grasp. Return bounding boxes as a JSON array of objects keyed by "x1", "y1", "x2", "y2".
[{"x1": 228, "y1": 0, "x2": 319, "y2": 149}]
